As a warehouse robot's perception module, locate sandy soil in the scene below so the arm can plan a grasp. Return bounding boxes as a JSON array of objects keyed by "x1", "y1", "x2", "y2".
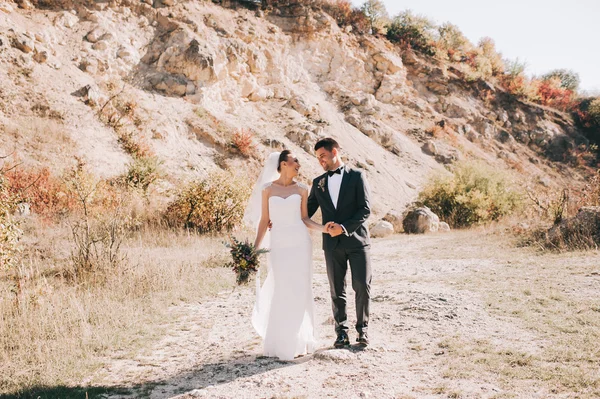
[{"x1": 84, "y1": 229, "x2": 597, "y2": 399}]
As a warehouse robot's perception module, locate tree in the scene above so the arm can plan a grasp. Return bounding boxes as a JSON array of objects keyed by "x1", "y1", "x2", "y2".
[
  {"x1": 385, "y1": 10, "x2": 437, "y2": 56},
  {"x1": 477, "y1": 37, "x2": 504, "y2": 75},
  {"x1": 542, "y1": 69, "x2": 580, "y2": 92},
  {"x1": 360, "y1": 0, "x2": 388, "y2": 34}
]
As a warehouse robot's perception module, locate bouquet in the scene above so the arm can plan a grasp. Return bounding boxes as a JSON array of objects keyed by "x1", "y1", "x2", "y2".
[{"x1": 224, "y1": 236, "x2": 269, "y2": 285}]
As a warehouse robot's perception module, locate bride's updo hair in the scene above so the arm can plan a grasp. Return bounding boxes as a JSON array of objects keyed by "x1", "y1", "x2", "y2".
[{"x1": 277, "y1": 150, "x2": 291, "y2": 172}]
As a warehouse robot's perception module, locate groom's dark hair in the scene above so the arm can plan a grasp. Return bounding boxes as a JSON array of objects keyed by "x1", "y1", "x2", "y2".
[{"x1": 314, "y1": 137, "x2": 339, "y2": 152}]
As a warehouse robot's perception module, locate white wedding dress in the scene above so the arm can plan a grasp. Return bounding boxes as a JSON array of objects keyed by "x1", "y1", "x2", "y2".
[{"x1": 251, "y1": 190, "x2": 316, "y2": 360}]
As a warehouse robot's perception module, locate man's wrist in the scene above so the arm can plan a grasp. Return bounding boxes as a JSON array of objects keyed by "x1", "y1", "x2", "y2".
[{"x1": 340, "y1": 224, "x2": 349, "y2": 236}]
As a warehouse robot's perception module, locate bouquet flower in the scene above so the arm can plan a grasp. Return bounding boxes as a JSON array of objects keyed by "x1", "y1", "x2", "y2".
[{"x1": 224, "y1": 236, "x2": 269, "y2": 285}]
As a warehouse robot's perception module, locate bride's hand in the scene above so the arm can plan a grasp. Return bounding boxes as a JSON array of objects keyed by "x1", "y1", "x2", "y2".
[{"x1": 323, "y1": 221, "x2": 335, "y2": 235}]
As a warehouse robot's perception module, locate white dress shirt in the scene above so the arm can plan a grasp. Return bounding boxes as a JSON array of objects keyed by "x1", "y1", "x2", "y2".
[
  {"x1": 328, "y1": 164, "x2": 349, "y2": 236},
  {"x1": 327, "y1": 165, "x2": 344, "y2": 209}
]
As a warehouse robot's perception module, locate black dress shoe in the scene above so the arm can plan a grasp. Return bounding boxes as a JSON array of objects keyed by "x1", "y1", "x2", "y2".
[
  {"x1": 334, "y1": 332, "x2": 350, "y2": 348},
  {"x1": 357, "y1": 332, "x2": 369, "y2": 346}
]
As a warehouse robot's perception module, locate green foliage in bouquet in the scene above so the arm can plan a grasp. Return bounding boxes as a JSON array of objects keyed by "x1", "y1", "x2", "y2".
[{"x1": 224, "y1": 236, "x2": 269, "y2": 285}]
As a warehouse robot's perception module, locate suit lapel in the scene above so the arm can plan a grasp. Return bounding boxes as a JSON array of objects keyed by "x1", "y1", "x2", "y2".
[
  {"x1": 320, "y1": 175, "x2": 335, "y2": 212},
  {"x1": 335, "y1": 165, "x2": 351, "y2": 212}
]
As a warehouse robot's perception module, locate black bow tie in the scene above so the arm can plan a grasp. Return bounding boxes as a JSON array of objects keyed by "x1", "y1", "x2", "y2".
[{"x1": 327, "y1": 168, "x2": 342, "y2": 177}]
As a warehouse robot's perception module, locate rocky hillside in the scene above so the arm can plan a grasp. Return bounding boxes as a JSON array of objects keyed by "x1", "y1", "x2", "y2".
[{"x1": 0, "y1": 0, "x2": 590, "y2": 216}]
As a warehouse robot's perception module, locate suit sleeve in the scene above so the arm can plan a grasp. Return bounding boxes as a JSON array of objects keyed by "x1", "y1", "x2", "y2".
[
  {"x1": 307, "y1": 178, "x2": 320, "y2": 218},
  {"x1": 340, "y1": 171, "x2": 371, "y2": 235}
]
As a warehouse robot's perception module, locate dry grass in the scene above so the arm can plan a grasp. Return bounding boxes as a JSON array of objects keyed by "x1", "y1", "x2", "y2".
[
  {"x1": 0, "y1": 221, "x2": 235, "y2": 396},
  {"x1": 1, "y1": 117, "x2": 73, "y2": 168},
  {"x1": 437, "y1": 230, "x2": 600, "y2": 397}
]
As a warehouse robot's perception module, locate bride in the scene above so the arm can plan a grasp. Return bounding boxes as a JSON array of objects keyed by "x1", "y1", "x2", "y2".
[{"x1": 244, "y1": 150, "x2": 331, "y2": 361}]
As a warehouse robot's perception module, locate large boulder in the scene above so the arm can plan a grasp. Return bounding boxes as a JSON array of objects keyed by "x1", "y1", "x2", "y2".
[
  {"x1": 402, "y1": 207, "x2": 440, "y2": 234},
  {"x1": 382, "y1": 210, "x2": 403, "y2": 233},
  {"x1": 370, "y1": 220, "x2": 394, "y2": 238}
]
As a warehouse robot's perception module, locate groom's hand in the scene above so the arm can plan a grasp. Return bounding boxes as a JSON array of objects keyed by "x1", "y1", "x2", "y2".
[
  {"x1": 324, "y1": 221, "x2": 335, "y2": 234},
  {"x1": 268, "y1": 220, "x2": 273, "y2": 230},
  {"x1": 327, "y1": 223, "x2": 344, "y2": 237}
]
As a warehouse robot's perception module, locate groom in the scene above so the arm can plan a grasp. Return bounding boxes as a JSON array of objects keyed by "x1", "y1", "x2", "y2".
[{"x1": 307, "y1": 138, "x2": 372, "y2": 348}]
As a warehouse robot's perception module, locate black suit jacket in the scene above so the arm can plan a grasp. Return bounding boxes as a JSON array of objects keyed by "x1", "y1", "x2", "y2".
[{"x1": 307, "y1": 165, "x2": 371, "y2": 251}]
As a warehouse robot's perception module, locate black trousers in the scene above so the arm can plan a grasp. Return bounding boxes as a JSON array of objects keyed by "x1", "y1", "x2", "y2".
[{"x1": 324, "y1": 246, "x2": 371, "y2": 335}]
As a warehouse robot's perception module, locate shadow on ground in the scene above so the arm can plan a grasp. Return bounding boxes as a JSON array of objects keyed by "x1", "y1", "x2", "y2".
[{"x1": 1, "y1": 352, "x2": 302, "y2": 399}]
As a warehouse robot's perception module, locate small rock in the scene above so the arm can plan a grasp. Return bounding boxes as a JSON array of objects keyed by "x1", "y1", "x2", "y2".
[
  {"x1": 421, "y1": 140, "x2": 437, "y2": 156},
  {"x1": 382, "y1": 210, "x2": 403, "y2": 233},
  {"x1": 439, "y1": 222, "x2": 451, "y2": 232},
  {"x1": 79, "y1": 58, "x2": 98, "y2": 74},
  {"x1": 33, "y1": 50, "x2": 48, "y2": 63},
  {"x1": 92, "y1": 41, "x2": 107, "y2": 51},
  {"x1": 16, "y1": 202, "x2": 30, "y2": 216},
  {"x1": 250, "y1": 88, "x2": 269, "y2": 102},
  {"x1": 466, "y1": 130, "x2": 480, "y2": 142},
  {"x1": 85, "y1": 27, "x2": 104, "y2": 43},
  {"x1": 370, "y1": 220, "x2": 394, "y2": 238},
  {"x1": 538, "y1": 176, "x2": 551, "y2": 188},
  {"x1": 15, "y1": 0, "x2": 33, "y2": 9},
  {"x1": 241, "y1": 78, "x2": 258, "y2": 98},
  {"x1": 314, "y1": 349, "x2": 355, "y2": 362},
  {"x1": 117, "y1": 47, "x2": 133, "y2": 59},
  {"x1": 287, "y1": 97, "x2": 313, "y2": 118},
  {"x1": 12, "y1": 33, "x2": 34, "y2": 53},
  {"x1": 154, "y1": 75, "x2": 187, "y2": 97},
  {"x1": 346, "y1": 114, "x2": 361, "y2": 128}
]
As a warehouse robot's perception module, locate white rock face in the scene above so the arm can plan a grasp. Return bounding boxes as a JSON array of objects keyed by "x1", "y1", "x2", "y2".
[
  {"x1": 0, "y1": 2, "x2": 14, "y2": 13},
  {"x1": 0, "y1": 0, "x2": 575, "y2": 216}
]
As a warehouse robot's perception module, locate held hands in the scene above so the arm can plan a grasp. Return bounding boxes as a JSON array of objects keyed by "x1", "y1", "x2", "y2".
[{"x1": 324, "y1": 222, "x2": 344, "y2": 237}]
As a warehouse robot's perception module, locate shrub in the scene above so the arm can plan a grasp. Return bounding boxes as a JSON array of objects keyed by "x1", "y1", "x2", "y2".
[
  {"x1": 321, "y1": 0, "x2": 371, "y2": 35},
  {"x1": 501, "y1": 73, "x2": 540, "y2": 102},
  {"x1": 230, "y1": 128, "x2": 256, "y2": 157},
  {"x1": 437, "y1": 23, "x2": 472, "y2": 61},
  {"x1": 5, "y1": 166, "x2": 72, "y2": 220},
  {"x1": 477, "y1": 37, "x2": 504, "y2": 76},
  {"x1": 386, "y1": 11, "x2": 438, "y2": 56},
  {"x1": 123, "y1": 156, "x2": 161, "y2": 193},
  {"x1": 521, "y1": 173, "x2": 600, "y2": 251},
  {"x1": 536, "y1": 77, "x2": 575, "y2": 111},
  {"x1": 64, "y1": 162, "x2": 128, "y2": 280},
  {"x1": 573, "y1": 97, "x2": 600, "y2": 146},
  {"x1": 418, "y1": 161, "x2": 522, "y2": 228},
  {"x1": 541, "y1": 69, "x2": 580, "y2": 92},
  {"x1": 164, "y1": 171, "x2": 252, "y2": 234}
]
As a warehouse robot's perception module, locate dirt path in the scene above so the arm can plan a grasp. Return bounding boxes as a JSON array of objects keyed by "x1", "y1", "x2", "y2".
[{"x1": 92, "y1": 231, "x2": 575, "y2": 398}]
